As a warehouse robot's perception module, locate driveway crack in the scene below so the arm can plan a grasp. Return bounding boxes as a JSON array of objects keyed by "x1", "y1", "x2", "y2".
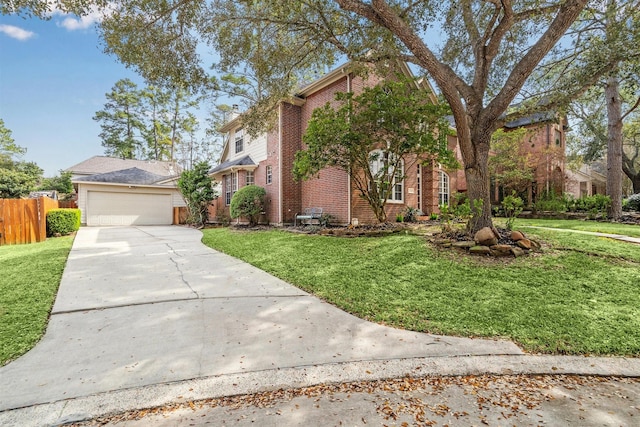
[{"x1": 166, "y1": 243, "x2": 200, "y2": 299}]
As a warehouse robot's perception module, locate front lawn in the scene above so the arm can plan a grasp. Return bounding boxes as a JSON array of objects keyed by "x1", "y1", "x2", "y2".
[
  {"x1": 0, "y1": 236, "x2": 74, "y2": 365},
  {"x1": 202, "y1": 227, "x2": 640, "y2": 356}
]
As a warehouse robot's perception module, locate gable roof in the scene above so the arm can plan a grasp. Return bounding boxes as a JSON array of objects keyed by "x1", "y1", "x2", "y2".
[
  {"x1": 73, "y1": 167, "x2": 172, "y2": 186},
  {"x1": 504, "y1": 111, "x2": 557, "y2": 129},
  {"x1": 209, "y1": 155, "x2": 257, "y2": 176},
  {"x1": 66, "y1": 156, "x2": 180, "y2": 177}
]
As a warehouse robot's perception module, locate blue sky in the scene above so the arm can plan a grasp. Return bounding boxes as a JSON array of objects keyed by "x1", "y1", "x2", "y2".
[{"x1": 0, "y1": 12, "x2": 146, "y2": 176}]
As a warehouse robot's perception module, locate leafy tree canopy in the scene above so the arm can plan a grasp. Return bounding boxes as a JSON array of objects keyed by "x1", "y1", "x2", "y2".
[
  {"x1": 38, "y1": 171, "x2": 74, "y2": 194},
  {"x1": 0, "y1": 118, "x2": 25, "y2": 165},
  {"x1": 0, "y1": 119, "x2": 43, "y2": 198}
]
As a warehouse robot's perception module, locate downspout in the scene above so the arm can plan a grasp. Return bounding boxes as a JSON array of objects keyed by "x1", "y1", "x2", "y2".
[
  {"x1": 346, "y1": 71, "x2": 352, "y2": 225},
  {"x1": 278, "y1": 103, "x2": 283, "y2": 225}
]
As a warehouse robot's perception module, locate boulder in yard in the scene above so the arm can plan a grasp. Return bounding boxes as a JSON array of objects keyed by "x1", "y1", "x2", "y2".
[
  {"x1": 474, "y1": 227, "x2": 498, "y2": 246},
  {"x1": 516, "y1": 238, "x2": 532, "y2": 250},
  {"x1": 469, "y1": 245, "x2": 491, "y2": 255},
  {"x1": 510, "y1": 230, "x2": 525, "y2": 241},
  {"x1": 452, "y1": 240, "x2": 476, "y2": 248},
  {"x1": 511, "y1": 247, "x2": 525, "y2": 258}
]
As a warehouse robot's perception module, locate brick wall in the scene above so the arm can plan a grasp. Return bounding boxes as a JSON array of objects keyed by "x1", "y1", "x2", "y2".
[
  {"x1": 281, "y1": 103, "x2": 303, "y2": 223},
  {"x1": 299, "y1": 76, "x2": 351, "y2": 224},
  {"x1": 263, "y1": 127, "x2": 281, "y2": 224}
]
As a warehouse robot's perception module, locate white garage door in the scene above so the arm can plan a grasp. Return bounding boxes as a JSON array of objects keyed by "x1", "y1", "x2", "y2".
[{"x1": 87, "y1": 191, "x2": 173, "y2": 226}]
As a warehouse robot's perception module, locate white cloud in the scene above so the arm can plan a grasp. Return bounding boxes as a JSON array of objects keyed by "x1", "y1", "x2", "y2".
[
  {"x1": 0, "y1": 24, "x2": 36, "y2": 41},
  {"x1": 51, "y1": 6, "x2": 112, "y2": 31},
  {"x1": 58, "y1": 11, "x2": 103, "y2": 31}
]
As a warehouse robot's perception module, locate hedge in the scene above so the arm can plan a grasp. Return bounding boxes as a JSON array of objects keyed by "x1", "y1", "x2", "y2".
[{"x1": 46, "y1": 208, "x2": 81, "y2": 236}]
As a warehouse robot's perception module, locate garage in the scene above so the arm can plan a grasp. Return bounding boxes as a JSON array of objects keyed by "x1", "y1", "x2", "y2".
[
  {"x1": 86, "y1": 191, "x2": 173, "y2": 226},
  {"x1": 72, "y1": 166, "x2": 186, "y2": 226}
]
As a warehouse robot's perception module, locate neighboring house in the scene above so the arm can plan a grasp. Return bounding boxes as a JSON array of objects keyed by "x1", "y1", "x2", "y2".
[
  {"x1": 565, "y1": 163, "x2": 607, "y2": 199},
  {"x1": 28, "y1": 190, "x2": 58, "y2": 200},
  {"x1": 208, "y1": 64, "x2": 566, "y2": 225},
  {"x1": 66, "y1": 156, "x2": 185, "y2": 226},
  {"x1": 490, "y1": 111, "x2": 567, "y2": 206}
]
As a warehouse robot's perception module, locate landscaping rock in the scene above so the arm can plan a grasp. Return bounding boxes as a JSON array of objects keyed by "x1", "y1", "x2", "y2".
[
  {"x1": 452, "y1": 240, "x2": 476, "y2": 248},
  {"x1": 491, "y1": 249, "x2": 513, "y2": 257},
  {"x1": 469, "y1": 245, "x2": 491, "y2": 255},
  {"x1": 511, "y1": 247, "x2": 525, "y2": 258},
  {"x1": 529, "y1": 239, "x2": 542, "y2": 249},
  {"x1": 510, "y1": 230, "x2": 525, "y2": 241},
  {"x1": 474, "y1": 227, "x2": 498, "y2": 246},
  {"x1": 434, "y1": 238, "x2": 452, "y2": 245},
  {"x1": 490, "y1": 244, "x2": 513, "y2": 257},
  {"x1": 516, "y1": 238, "x2": 532, "y2": 250}
]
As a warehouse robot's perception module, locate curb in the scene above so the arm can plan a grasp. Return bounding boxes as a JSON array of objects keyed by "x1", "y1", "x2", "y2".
[{"x1": 2, "y1": 354, "x2": 638, "y2": 427}]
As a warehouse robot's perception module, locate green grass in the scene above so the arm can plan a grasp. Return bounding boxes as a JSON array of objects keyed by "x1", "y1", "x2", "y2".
[
  {"x1": 202, "y1": 228, "x2": 640, "y2": 356},
  {"x1": 0, "y1": 236, "x2": 74, "y2": 365},
  {"x1": 512, "y1": 218, "x2": 640, "y2": 238}
]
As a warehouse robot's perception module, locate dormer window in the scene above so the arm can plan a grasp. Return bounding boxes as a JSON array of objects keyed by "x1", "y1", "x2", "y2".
[{"x1": 235, "y1": 128, "x2": 244, "y2": 154}]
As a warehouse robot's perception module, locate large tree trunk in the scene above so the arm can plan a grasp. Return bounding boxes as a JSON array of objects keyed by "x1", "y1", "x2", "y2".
[
  {"x1": 464, "y1": 134, "x2": 493, "y2": 234},
  {"x1": 605, "y1": 76, "x2": 623, "y2": 220},
  {"x1": 622, "y1": 150, "x2": 640, "y2": 194},
  {"x1": 631, "y1": 176, "x2": 640, "y2": 194}
]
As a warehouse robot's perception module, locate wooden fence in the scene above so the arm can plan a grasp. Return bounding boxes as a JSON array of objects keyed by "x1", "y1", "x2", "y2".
[{"x1": 0, "y1": 197, "x2": 60, "y2": 246}]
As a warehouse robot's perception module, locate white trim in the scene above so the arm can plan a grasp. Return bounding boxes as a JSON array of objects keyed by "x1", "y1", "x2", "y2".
[
  {"x1": 438, "y1": 170, "x2": 450, "y2": 206},
  {"x1": 71, "y1": 180, "x2": 177, "y2": 190}
]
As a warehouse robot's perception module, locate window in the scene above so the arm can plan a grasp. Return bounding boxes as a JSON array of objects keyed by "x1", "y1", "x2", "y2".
[
  {"x1": 369, "y1": 149, "x2": 403, "y2": 202},
  {"x1": 225, "y1": 174, "x2": 232, "y2": 205},
  {"x1": 266, "y1": 165, "x2": 273, "y2": 185},
  {"x1": 246, "y1": 170, "x2": 254, "y2": 186},
  {"x1": 393, "y1": 166, "x2": 403, "y2": 201},
  {"x1": 438, "y1": 171, "x2": 449, "y2": 206},
  {"x1": 554, "y1": 129, "x2": 562, "y2": 147},
  {"x1": 225, "y1": 172, "x2": 238, "y2": 205},
  {"x1": 235, "y1": 128, "x2": 244, "y2": 154}
]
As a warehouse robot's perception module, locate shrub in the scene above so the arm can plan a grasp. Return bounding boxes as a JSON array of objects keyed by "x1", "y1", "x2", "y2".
[
  {"x1": 534, "y1": 192, "x2": 568, "y2": 213},
  {"x1": 403, "y1": 206, "x2": 420, "y2": 223},
  {"x1": 319, "y1": 213, "x2": 335, "y2": 227},
  {"x1": 501, "y1": 192, "x2": 524, "y2": 231},
  {"x1": 177, "y1": 162, "x2": 215, "y2": 227},
  {"x1": 623, "y1": 194, "x2": 640, "y2": 212},
  {"x1": 571, "y1": 194, "x2": 611, "y2": 213},
  {"x1": 46, "y1": 208, "x2": 80, "y2": 236},
  {"x1": 453, "y1": 199, "x2": 471, "y2": 219},
  {"x1": 230, "y1": 185, "x2": 266, "y2": 225}
]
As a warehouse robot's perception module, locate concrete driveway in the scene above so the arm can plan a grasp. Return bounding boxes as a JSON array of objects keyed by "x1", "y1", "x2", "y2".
[{"x1": 0, "y1": 226, "x2": 522, "y2": 422}]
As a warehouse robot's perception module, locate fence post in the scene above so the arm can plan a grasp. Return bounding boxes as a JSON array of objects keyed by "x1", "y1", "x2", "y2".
[
  {"x1": 37, "y1": 197, "x2": 47, "y2": 242},
  {"x1": 0, "y1": 199, "x2": 5, "y2": 245}
]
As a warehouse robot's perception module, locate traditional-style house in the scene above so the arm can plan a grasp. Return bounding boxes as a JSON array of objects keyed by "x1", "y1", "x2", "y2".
[
  {"x1": 209, "y1": 64, "x2": 566, "y2": 225},
  {"x1": 490, "y1": 111, "x2": 568, "y2": 206},
  {"x1": 565, "y1": 163, "x2": 607, "y2": 199}
]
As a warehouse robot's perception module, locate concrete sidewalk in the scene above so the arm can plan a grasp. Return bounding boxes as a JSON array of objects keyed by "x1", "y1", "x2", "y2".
[
  {"x1": 522, "y1": 225, "x2": 640, "y2": 244},
  {"x1": 0, "y1": 226, "x2": 542, "y2": 426}
]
